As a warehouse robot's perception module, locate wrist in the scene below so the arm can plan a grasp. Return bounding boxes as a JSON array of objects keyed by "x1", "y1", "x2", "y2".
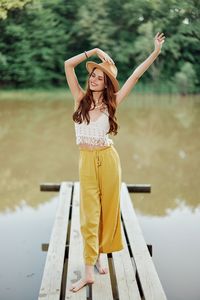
[
  {"x1": 154, "y1": 48, "x2": 161, "y2": 55},
  {"x1": 84, "y1": 48, "x2": 98, "y2": 59},
  {"x1": 84, "y1": 51, "x2": 89, "y2": 59}
]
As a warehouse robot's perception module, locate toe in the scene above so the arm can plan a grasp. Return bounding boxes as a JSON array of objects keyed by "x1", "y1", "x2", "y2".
[
  {"x1": 70, "y1": 279, "x2": 86, "y2": 292},
  {"x1": 102, "y1": 267, "x2": 108, "y2": 274},
  {"x1": 95, "y1": 263, "x2": 108, "y2": 274}
]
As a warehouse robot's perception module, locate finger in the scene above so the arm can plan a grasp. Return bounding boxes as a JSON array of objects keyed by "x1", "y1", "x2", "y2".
[
  {"x1": 155, "y1": 32, "x2": 160, "y2": 38},
  {"x1": 159, "y1": 36, "x2": 165, "y2": 41},
  {"x1": 110, "y1": 57, "x2": 115, "y2": 64},
  {"x1": 159, "y1": 33, "x2": 164, "y2": 38},
  {"x1": 107, "y1": 57, "x2": 113, "y2": 64},
  {"x1": 157, "y1": 35, "x2": 165, "y2": 42}
]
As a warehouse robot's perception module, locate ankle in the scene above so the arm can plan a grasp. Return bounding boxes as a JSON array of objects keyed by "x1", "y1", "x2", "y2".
[
  {"x1": 85, "y1": 265, "x2": 94, "y2": 278},
  {"x1": 85, "y1": 277, "x2": 95, "y2": 283}
]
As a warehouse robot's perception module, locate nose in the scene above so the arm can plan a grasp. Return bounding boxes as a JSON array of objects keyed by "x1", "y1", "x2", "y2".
[
  {"x1": 92, "y1": 77, "x2": 97, "y2": 82},
  {"x1": 91, "y1": 79, "x2": 97, "y2": 85}
]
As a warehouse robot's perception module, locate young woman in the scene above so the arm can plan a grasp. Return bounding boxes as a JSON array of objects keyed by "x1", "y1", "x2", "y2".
[{"x1": 64, "y1": 32, "x2": 165, "y2": 293}]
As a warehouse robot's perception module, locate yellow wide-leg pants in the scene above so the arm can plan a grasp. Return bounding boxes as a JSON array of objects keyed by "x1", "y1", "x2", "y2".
[{"x1": 79, "y1": 145, "x2": 124, "y2": 265}]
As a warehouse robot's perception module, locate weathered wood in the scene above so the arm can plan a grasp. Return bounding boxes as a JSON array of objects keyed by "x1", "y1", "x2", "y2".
[
  {"x1": 120, "y1": 182, "x2": 167, "y2": 300},
  {"x1": 65, "y1": 181, "x2": 86, "y2": 299},
  {"x1": 38, "y1": 181, "x2": 73, "y2": 300},
  {"x1": 40, "y1": 182, "x2": 151, "y2": 193},
  {"x1": 41, "y1": 243, "x2": 153, "y2": 257},
  {"x1": 40, "y1": 183, "x2": 60, "y2": 192},
  {"x1": 112, "y1": 228, "x2": 141, "y2": 300},
  {"x1": 127, "y1": 183, "x2": 151, "y2": 193},
  {"x1": 65, "y1": 182, "x2": 114, "y2": 300},
  {"x1": 39, "y1": 181, "x2": 166, "y2": 300},
  {"x1": 92, "y1": 253, "x2": 113, "y2": 300}
]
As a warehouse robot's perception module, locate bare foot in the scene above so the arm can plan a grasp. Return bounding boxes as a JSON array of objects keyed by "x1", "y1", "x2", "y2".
[
  {"x1": 95, "y1": 256, "x2": 108, "y2": 274},
  {"x1": 70, "y1": 264, "x2": 94, "y2": 292},
  {"x1": 70, "y1": 278, "x2": 94, "y2": 292}
]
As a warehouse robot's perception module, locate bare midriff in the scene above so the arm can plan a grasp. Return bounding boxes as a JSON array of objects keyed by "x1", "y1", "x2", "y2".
[{"x1": 78, "y1": 143, "x2": 111, "y2": 150}]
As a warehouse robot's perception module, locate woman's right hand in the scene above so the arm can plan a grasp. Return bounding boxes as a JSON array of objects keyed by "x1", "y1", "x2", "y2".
[{"x1": 96, "y1": 48, "x2": 115, "y2": 64}]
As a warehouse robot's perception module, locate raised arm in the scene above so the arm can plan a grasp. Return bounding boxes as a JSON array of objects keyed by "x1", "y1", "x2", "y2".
[
  {"x1": 116, "y1": 32, "x2": 165, "y2": 105},
  {"x1": 64, "y1": 48, "x2": 114, "y2": 107},
  {"x1": 64, "y1": 48, "x2": 97, "y2": 104}
]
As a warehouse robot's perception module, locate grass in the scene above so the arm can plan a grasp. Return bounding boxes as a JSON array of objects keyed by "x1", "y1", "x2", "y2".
[
  {"x1": 0, "y1": 88, "x2": 69, "y2": 102},
  {"x1": 0, "y1": 87, "x2": 199, "y2": 107}
]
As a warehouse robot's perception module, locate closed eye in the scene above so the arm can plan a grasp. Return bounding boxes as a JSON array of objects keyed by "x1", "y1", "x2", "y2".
[{"x1": 91, "y1": 73, "x2": 103, "y2": 80}]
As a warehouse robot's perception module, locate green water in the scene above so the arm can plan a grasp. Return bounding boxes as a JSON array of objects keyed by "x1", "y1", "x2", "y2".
[{"x1": 0, "y1": 90, "x2": 199, "y2": 300}]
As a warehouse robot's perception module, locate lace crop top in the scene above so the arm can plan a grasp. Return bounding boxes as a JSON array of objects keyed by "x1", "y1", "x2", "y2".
[{"x1": 74, "y1": 108, "x2": 113, "y2": 146}]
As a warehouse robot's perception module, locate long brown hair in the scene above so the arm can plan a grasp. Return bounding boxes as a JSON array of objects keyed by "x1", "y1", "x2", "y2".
[{"x1": 72, "y1": 68, "x2": 118, "y2": 135}]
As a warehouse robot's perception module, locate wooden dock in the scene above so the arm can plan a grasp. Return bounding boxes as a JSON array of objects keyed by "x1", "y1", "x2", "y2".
[{"x1": 38, "y1": 181, "x2": 167, "y2": 300}]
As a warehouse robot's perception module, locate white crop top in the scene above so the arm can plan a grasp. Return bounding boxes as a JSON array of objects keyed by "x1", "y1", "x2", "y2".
[{"x1": 74, "y1": 108, "x2": 113, "y2": 146}]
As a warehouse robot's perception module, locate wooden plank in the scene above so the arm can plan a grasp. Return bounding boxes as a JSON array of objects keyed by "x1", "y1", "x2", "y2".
[
  {"x1": 65, "y1": 182, "x2": 114, "y2": 300},
  {"x1": 127, "y1": 184, "x2": 151, "y2": 193},
  {"x1": 92, "y1": 253, "x2": 113, "y2": 300},
  {"x1": 65, "y1": 182, "x2": 86, "y2": 300},
  {"x1": 40, "y1": 183, "x2": 60, "y2": 192},
  {"x1": 40, "y1": 182, "x2": 151, "y2": 193},
  {"x1": 120, "y1": 183, "x2": 167, "y2": 300},
  {"x1": 38, "y1": 181, "x2": 73, "y2": 300},
  {"x1": 112, "y1": 227, "x2": 141, "y2": 300}
]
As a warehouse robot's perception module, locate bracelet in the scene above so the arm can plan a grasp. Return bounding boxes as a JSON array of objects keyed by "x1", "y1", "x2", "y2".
[{"x1": 84, "y1": 51, "x2": 88, "y2": 59}]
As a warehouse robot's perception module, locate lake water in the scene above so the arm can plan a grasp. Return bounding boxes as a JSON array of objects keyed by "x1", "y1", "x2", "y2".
[{"x1": 0, "y1": 90, "x2": 200, "y2": 300}]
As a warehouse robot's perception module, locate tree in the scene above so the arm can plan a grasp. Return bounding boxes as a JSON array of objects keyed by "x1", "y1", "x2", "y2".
[
  {"x1": 175, "y1": 62, "x2": 197, "y2": 95},
  {"x1": 0, "y1": 0, "x2": 199, "y2": 92},
  {"x1": 0, "y1": 0, "x2": 31, "y2": 20}
]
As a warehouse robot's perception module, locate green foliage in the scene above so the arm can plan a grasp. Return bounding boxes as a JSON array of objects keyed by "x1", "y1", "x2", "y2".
[
  {"x1": 0, "y1": 0, "x2": 31, "y2": 20},
  {"x1": 75, "y1": 0, "x2": 115, "y2": 50},
  {"x1": 0, "y1": 0, "x2": 199, "y2": 93},
  {"x1": 175, "y1": 62, "x2": 197, "y2": 94}
]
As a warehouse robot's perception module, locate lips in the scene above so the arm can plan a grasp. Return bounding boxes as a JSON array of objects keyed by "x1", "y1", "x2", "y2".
[{"x1": 91, "y1": 83, "x2": 97, "y2": 86}]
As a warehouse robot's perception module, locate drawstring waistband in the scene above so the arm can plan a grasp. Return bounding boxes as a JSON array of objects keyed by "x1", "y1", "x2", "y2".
[
  {"x1": 96, "y1": 151, "x2": 102, "y2": 167},
  {"x1": 79, "y1": 145, "x2": 112, "y2": 152},
  {"x1": 79, "y1": 146, "x2": 113, "y2": 167}
]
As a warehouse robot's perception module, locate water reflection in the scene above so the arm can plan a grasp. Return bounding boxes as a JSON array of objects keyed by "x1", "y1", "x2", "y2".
[
  {"x1": 0, "y1": 91, "x2": 200, "y2": 299},
  {"x1": 0, "y1": 92, "x2": 199, "y2": 214},
  {"x1": 136, "y1": 205, "x2": 200, "y2": 300},
  {"x1": 117, "y1": 94, "x2": 200, "y2": 215},
  {"x1": 0, "y1": 195, "x2": 59, "y2": 300}
]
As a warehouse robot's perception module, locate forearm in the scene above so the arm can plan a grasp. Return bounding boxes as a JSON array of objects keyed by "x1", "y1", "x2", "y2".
[
  {"x1": 64, "y1": 48, "x2": 97, "y2": 68},
  {"x1": 133, "y1": 49, "x2": 161, "y2": 79}
]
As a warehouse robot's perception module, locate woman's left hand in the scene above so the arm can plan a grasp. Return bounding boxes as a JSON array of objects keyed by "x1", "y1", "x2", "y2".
[
  {"x1": 154, "y1": 32, "x2": 165, "y2": 52},
  {"x1": 96, "y1": 48, "x2": 115, "y2": 64}
]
